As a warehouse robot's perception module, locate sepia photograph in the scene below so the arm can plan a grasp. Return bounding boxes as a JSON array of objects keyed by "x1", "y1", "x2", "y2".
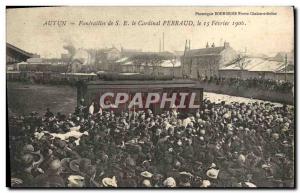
[{"x1": 6, "y1": 6, "x2": 295, "y2": 188}]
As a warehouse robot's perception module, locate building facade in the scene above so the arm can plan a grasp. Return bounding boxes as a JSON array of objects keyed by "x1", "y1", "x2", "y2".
[{"x1": 181, "y1": 42, "x2": 237, "y2": 79}]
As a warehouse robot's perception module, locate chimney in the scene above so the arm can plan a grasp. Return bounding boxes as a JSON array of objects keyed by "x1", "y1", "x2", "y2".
[
  {"x1": 162, "y1": 32, "x2": 165, "y2": 52},
  {"x1": 224, "y1": 41, "x2": 230, "y2": 48},
  {"x1": 159, "y1": 39, "x2": 161, "y2": 52},
  {"x1": 184, "y1": 40, "x2": 188, "y2": 55},
  {"x1": 206, "y1": 42, "x2": 209, "y2": 48},
  {"x1": 211, "y1": 43, "x2": 215, "y2": 48},
  {"x1": 185, "y1": 40, "x2": 188, "y2": 50}
]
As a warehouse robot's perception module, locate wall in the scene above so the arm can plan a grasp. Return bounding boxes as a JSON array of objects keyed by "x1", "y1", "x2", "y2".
[
  {"x1": 275, "y1": 73, "x2": 294, "y2": 82},
  {"x1": 181, "y1": 47, "x2": 237, "y2": 79},
  {"x1": 157, "y1": 66, "x2": 182, "y2": 78},
  {"x1": 121, "y1": 65, "x2": 135, "y2": 73},
  {"x1": 219, "y1": 70, "x2": 294, "y2": 83},
  {"x1": 182, "y1": 55, "x2": 220, "y2": 79},
  {"x1": 196, "y1": 81, "x2": 294, "y2": 105},
  {"x1": 218, "y1": 69, "x2": 243, "y2": 79}
]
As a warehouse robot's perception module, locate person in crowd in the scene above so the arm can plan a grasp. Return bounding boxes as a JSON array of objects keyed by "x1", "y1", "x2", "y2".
[{"x1": 199, "y1": 77, "x2": 293, "y2": 93}]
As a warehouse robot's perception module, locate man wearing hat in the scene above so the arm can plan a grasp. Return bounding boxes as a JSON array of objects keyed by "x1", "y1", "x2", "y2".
[
  {"x1": 163, "y1": 177, "x2": 176, "y2": 188},
  {"x1": 11, "y1": 153, "x2": 36, "y2": 187},
  {"x1": 178, "y1": 172, "x2": 193, "y2": 187},
  {"x1": 139, "y1": 171, "x2": 153, "y2": 187},
  {"x1": 152, "y1": 173, "x2": 164, "y2": 187},
  {"x1": 206, "y1": 167, "x2": 221, "y2": 187},
  {"x1": 35, "y1": 159, "x2": 65, "y2": 187},
  {"x1": 101, "y1": 176, "x2": 118, "y2": 187}
]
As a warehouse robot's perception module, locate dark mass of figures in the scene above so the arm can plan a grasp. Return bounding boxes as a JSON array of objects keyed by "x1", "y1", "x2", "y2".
[
  {"x1": 9, "y1": 99, "x2": 294, "y2": 188},
  {"x1": 198, "y1": 76, "x2": 293, "y2": 93}
]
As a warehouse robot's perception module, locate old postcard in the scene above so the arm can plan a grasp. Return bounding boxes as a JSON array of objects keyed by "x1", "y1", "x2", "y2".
[{"x1": 7, "y1": 6, "x2": 294, "y2": 188}]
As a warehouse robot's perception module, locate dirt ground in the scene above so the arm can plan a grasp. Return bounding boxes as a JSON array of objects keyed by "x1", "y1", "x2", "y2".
[{"x1": 7, "y1": 82, "x2": 77, "y2": 116}]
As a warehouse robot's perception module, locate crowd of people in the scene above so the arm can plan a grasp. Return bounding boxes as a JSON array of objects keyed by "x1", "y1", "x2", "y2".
[
  {"x1": 9, "y1": 70, "x2": 294, "y2": 94},
  {"x1": 199, "y1": 76, "x2": 293, "y2": 93},
  {"x1": 9, "y1": 99, "x2": 294, "y2": 188}
]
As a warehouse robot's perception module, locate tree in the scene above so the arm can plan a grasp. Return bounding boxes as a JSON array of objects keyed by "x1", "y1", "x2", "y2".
[
  {"x1": 169, "y1": 57, "x2": 177, "y2": 79},
  {"x1": 130, "y1": 53, "x2": 173, "y2": 77},
  {"x1": 225, "y1": 54, "x2": 248, "y2": 79}
]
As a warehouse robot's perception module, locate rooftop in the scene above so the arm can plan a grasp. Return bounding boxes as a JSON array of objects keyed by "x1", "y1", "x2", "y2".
[
  {"x1": 184, "y1": 46, "x2": 226, "y2": 57},
  {"x1": 7, "y1": 43, "x2": 35, "y2": 58},
  {"x1": 220, "y1": 57, "x2": 294, "y2": 72}
]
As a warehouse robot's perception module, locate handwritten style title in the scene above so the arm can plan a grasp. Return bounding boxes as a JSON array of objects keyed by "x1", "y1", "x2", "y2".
[{"x1": 42, "y1": 20, "x2": 246, "y2": 28}]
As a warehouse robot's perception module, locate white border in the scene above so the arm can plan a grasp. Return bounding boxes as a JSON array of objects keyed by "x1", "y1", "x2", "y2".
[
  {"x1": 1, "y1": 0, "x2": 298, "y2": 193},
  {"x1": 2, "y1": 0, "x2": 298, "y2": 6}
]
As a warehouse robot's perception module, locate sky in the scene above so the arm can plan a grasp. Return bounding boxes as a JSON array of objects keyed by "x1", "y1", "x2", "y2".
[{"x1": 6, "y1": 6, "x2": 294, "y2": 58}]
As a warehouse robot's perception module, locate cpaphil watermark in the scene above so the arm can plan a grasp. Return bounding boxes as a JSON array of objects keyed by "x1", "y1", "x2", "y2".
[{"x1": 98, "y1": 92, "x2": 200, "y2": 109}]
